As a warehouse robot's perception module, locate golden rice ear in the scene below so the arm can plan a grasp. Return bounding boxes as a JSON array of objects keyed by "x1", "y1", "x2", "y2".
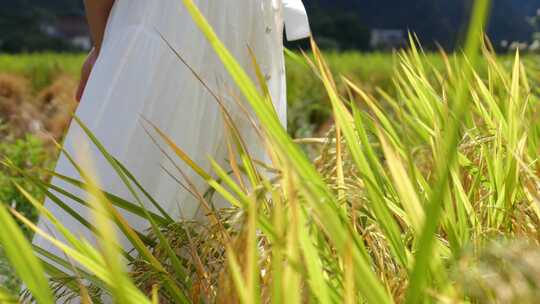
[
  {"x1": 36, "y1": 75, "x2": 78, "y2": 142},
  {"x1": 0, "y1": 73, "x2": 30, "y2": 103},
  {"x1": 0, "y1": 74, "x2": 36, "y2": 138}
]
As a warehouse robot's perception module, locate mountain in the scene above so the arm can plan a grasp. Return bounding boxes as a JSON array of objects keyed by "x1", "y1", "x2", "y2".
[
  {"x1": 305, "y1": 0, "x2": 540, "y2": 49},
  {"x1": 2, "y1": 0, "x2": 540, "y2": 51},
  {"x1": 0, "y1": 0, "x2": 85, "y2": 52},
  {"x1": 0, "y1": 0, "x2": 83, "y2": 14}
]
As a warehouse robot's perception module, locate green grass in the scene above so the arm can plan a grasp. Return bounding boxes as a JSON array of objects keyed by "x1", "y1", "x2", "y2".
[{"x1": 0, "y1": 53, "x2": 84, "y2": 92}]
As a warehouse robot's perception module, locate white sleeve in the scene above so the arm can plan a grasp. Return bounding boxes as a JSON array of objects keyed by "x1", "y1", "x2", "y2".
[{"x1": 283, "y1": 0, "x2": 311, "y2": 41}]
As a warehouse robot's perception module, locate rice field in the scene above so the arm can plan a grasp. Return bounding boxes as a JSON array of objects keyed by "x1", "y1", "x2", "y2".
[
  {"x1": 2, "y1": 0, "x2": 540, "y2": 302},
  {"x1": 0, "y1": 50, "x2": 522, "y2": 140},
  {"x1": 2, "y1": 49, "x2": 540, "y2": 303}
]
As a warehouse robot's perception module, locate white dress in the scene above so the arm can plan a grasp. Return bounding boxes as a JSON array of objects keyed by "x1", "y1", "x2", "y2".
[{"x1": 33, "y1": 0, "x2": 309, "y2": 269}]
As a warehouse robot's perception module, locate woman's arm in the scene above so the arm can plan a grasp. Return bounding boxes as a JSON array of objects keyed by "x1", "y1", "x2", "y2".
[
  {"x1": 84, "y1": 0, "x2": 115, "y2": 52},
  {"x1": 76, "y1": 0, "x2": 115, "y2": 102}
]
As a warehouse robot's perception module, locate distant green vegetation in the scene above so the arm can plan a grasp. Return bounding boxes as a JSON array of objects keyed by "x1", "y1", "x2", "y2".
[
  {"x1": 0, "y1": 52, "x2": 410, "y2": 137},
  {"x1": 0, "y1": 51, "x2": 524, "y2": 138},
  {"x1": 0, "y1": 53, "x2": 84, "y2": 92}
]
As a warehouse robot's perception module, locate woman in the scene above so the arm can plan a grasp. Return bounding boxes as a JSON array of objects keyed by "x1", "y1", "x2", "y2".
[{"x1": 33, "y1": 0, "x2": 309, "y2": 271}]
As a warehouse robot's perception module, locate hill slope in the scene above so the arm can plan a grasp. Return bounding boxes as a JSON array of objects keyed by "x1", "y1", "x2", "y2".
[
  {"x1": 2, "y1": 0, "x2": 540, "y2": 50},
  {"x1": 1, "y1": 0, "x2": 83, "y2": 14},
  {"x1": 306, "y1": 0, "x2": 540, "y2": 48}
]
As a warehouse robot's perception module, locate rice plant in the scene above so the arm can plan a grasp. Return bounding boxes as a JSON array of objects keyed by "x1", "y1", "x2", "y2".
[{"x1": 3, "y1": 0, "x2": 540, "y2": 303}]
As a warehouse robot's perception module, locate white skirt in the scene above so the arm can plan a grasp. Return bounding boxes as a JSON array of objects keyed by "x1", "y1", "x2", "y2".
[{"x1": 34, "y1": 0, "x2": 309, "y2": 262}]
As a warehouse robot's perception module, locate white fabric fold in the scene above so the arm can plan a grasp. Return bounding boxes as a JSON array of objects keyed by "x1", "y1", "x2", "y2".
[
  {"x1": 283, "y1": 0, "x2": 311, "y2": 41},
  {"x1": 33, "y1": 0, "x2": 291, "y2": 284}
]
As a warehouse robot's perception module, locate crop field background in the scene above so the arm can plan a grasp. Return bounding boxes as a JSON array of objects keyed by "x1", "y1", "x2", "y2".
[
  {"x1": 3, "y1": 40, "x2": 540, "y2": 302},
  {"x1": 0, "y1": 51, "x2": 521, "y2": 140}
]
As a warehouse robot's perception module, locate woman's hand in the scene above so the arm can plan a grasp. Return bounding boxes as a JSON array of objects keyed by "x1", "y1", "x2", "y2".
[{"x1": 76, "y1": 48, "x2": 99, "y2": 102}]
